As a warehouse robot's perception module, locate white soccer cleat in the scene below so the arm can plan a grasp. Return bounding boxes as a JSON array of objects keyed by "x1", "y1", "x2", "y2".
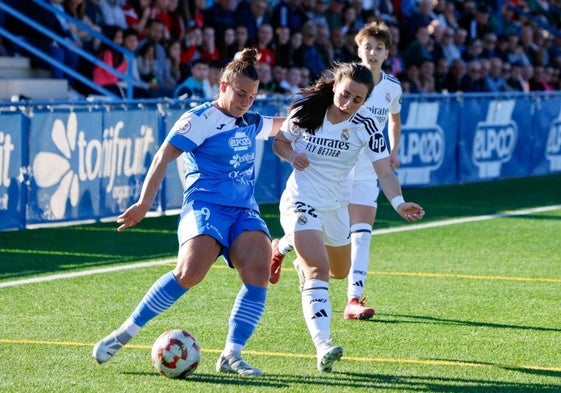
[
  {"x1": 316, "y1": 345, "x2": 343, "y2": 372},
  {"x1": 92, "y1": 332, "x2": 124, "y2": 364},
  {"x1": 216, "y1": 353, "x2": 263, "y2": 376}
]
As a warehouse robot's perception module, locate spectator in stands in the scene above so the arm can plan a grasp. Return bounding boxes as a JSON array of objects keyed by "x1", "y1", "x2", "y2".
[
  {"x1": 271, "y1": 0, "x2": 309, "y2": 34},
  {"x1": 165, "y1": 0, "x2": 187, "y2": 42},
  {"x1": 441, "y1": 26, "x2": 461, "y2": 63},
  {"x1": 428, "y1": 20, "x2": 445, "y2": 64},
  {"x1": 165, "y1": 39, "x2": 182, "y2": 85},
  {"x1": 405, "y1": 0, "x2": 436, "y2": 45},
  {"x1": 279, "y1": 66, "x2": 302, "y2": 94},
  {"x1": 506, "y1": 62, "x2": 526, "y2": 91},
  {"x1": 64, "y1": 0, "x2": 103, "y2": 52},
  {"x1": 122, "y1": 0, "x2": 151, "y2": 35},
  {"x1": 529, "y1": 65, "x2": 549, "y2": 91},
  {"x1": 273, "y1": 26, "x2": 292, "y2": 67},
  {"x1": 434, "y1": 56, "x2": 449, "y2": 92},
  {"x1": 402, "y1": 25, "x2": 433, "y2": 68},
  {"x1": 200, "y1": 26, "x2": 220, "y2": 62},
  {"x1": 433, "y1": 0, "x2": 457, "y2": 29},
  {"x1": 480, "y1": 32, "x2": 498, "y2": 58},
  {"x1": 324, "y1": 0, "x2": 344, "y2": 32},
  {"x1": 418, "y1": 58, "x2": 436, "y2": 93},
  {"x1": 220, "y1": 28, "x2": 238, "y2": 63},
  {"x1": 17, "y1": 0, "x2": 80, "y2": 86},
  {"x1": 300, "y1": 21, "x2": 327, "y2": 81},
  {"x1": 185, "y1": 0, "x2": 206, "y2": 29},
  {"x1": 204, "y1": 0, "x2": 238, "y2": 48},
  {"x1": 330, "y1": 27, "x2": 359, "y2": 63},
  {"x1": 205, "y1": 60, "x2": 222, "y2": 98},
  {"x1": 272, "y1": 64, "x2": 288, "y2": 91},
  {"x1": 400, "y1": 64, "x2": 421, "y2": 93},
  {"x1": 234, "y1": 25, "x2": 251, "y2": 56},
  {"x1": 315, "y1": 24, "x2": 334, "y2": 68},
  {"x1": 340, "y1": 3, "x2": 361, "y2": 36},
  {"x1": 483, "y1": 56, "x2": 510, "y2": 92},
  {"x1": 179, "y1": 26, "x2": 202, "y2": 76},
  {"x1": 305, "y1": 0, "x2": 330, "y2": 33},
  {"x1": 235, "y1": 0, "x2": 271, "y2": 46},
  {"x1": 453, "y1": 27, "x2": 469, "y2": 56},
  {"x1": 287, "y1": 30, "x2": 305, "y2": 68},
  {"x1": 174, "y1": 58, "x2": 210, "y2": 98},
  {"x1": 464, "y1": 3, "x2": 497, "y2": 41},
  {"x1": 460, "y1": 59, "x2": 485, "y2": 92},
  {"x1": 99, "y1": 0, "x2": 128, "y2": 29},
  {"x1": 138, "y1": 19, "x2": 176, "y2": 96},
  {"x1": 479, "y1": 57, "x2": 490, "y2": 81},
  {"x1": 252, "y1": 24, "x2": 276, "y2": 66},
  {"x1": 461, "y1": 38, "x2": 484, "y2": 62},
  {"x1": 256, "y1": 61, "x2": 288, "y2": 95},
  {"x1": 441, "y1": 58, "x2": 466, "y2": 92},
  {"x1": 299, "y1": 66, "x2": 311, "y2": 88},
  {"x1": 121, "y1": 27, "x2": 151, "y2": 98},
  {"x1": 92, "y1": 25, "x2": 127, "y2": 96},
  {"x1": 505, "y1": 33, "x2": 531, "y2": 66},
  {"x1": 519, "y1": 63, "x2": 533, "y2": 92}
]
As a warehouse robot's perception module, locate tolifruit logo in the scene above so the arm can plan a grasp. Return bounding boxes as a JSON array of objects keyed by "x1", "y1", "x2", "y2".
[
  {"x1": 396, "y1": 102, "x2": 445, "y2": 185},
  {"x1": 472, "y1": 100, "x2": 517, "y2": 178},
  {"x1": 546, "y1": 107, "x2": 561, "y2": 171},
  {"x1": 32, "y1": 113, "x2": 154, "y2": 219}
]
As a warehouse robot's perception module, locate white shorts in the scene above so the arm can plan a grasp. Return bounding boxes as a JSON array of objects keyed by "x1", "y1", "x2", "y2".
[
  {"x1": 279, "y1": 193, "x2": 350, "y2": 247},
  {"x1": 348, "y1": 153, "x2": 379, "y2": 208}
]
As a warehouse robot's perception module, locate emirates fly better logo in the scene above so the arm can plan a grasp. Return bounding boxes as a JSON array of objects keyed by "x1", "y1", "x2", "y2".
[{"x1": 32, "y1": 113, "x2": 154, "y2": 219}]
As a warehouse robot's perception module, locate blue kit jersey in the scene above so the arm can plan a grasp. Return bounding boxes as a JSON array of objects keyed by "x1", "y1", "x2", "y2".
[{"x1": 166, "y1": 101, "x2": 273, "y2": 211}]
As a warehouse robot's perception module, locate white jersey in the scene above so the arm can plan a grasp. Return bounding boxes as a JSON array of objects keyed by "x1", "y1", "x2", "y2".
[
  {"x1": 280, "y1": 106, "x2": 389, "y2": 211},
  {"x1": 352, "y1": 71, "x2": 402, "y2": 182}
]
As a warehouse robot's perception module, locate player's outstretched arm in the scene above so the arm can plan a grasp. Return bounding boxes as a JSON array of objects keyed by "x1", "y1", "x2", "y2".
[{"x1": 117, "y1": 142, "x2": 182, "y2": 231}]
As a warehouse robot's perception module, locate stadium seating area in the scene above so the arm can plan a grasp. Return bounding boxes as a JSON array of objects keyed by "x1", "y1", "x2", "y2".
[{"x1": 0, "y1": 0, "x2": 560, "y2": 100}]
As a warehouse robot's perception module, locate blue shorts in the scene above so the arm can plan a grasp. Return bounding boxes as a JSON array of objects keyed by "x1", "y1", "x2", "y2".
[{"x1": 177, "y1": 201, "x2": 271, "y2": 267}]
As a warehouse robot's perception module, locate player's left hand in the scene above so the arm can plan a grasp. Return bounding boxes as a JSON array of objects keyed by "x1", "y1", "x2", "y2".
[
  {"x1": 396, "y1": 202, "x2": 425, "y2": 222},
  {"x1": 117, "y1": 202, "x2": 149, "y2": 231}
]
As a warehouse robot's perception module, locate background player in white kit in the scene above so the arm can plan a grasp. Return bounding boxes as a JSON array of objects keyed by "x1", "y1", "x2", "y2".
[
  {"x1": 270, "y1": 21, "x2": 403, "y2": 320},
  {"x1": 92, "y1": 48, "x2": 284, "y2": 376},
  {"x1": 273, "y1": 62, "x2": 424, "y2": 372}
]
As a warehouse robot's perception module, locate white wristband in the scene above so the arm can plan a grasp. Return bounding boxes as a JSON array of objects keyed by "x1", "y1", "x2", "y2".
[{"x1": 391, "y1": 196, "x2": 405, "y2": 211}]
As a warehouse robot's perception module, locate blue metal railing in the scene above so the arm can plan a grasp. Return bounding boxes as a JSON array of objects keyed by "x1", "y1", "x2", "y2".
[{"x1": 0, "y1": 0, "x2": 135, "y2": 100}]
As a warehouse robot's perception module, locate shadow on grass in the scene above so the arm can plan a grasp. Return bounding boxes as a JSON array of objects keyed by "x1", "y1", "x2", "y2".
[
  {"x1": 123, "y1": 370, "x2": 561, "y2": 391},
  {"x1": 377, "y1": 313, "x2": 561, "y2": 333}
]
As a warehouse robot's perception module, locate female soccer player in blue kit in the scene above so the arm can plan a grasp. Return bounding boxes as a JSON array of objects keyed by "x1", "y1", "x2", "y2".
[{"x1": 92, "y1": 48, "x2": 284, "y2": 376}]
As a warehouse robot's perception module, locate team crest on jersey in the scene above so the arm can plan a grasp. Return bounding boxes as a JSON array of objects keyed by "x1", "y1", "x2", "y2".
[
  {"x1": 341, "y1": 128, "x2": 349, "y2": 141},
  {"x1": 177, "y1": 119, "x2": 191, "y2": 134},
  {"x1": 297, "y1": 214, "x2": 308, "y2": 225},
  {"x1": 289, "y1": 121, "x2": 302, "y2": 137},
  {"x1": 385, "y1": 92, "x2": 391, "y2": 103}
]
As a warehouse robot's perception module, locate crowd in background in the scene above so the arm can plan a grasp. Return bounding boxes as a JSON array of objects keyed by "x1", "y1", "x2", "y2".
[{"x1": 1, "y1": 0, "x2": 561, "y2": 98}]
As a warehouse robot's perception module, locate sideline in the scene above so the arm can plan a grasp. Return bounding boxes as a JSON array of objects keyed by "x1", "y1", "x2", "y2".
[{"x1": 1, "y1": 204, "x2": 560, "y2": 289}]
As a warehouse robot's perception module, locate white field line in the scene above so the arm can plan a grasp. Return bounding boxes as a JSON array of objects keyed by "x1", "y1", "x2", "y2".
[{"x1": 1, "y1": 205, "x2": 560, "y2": 289}]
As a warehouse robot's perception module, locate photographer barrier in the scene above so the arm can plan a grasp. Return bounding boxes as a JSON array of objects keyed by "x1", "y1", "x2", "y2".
[{"x1": 1, "y1": 92, "x2": 560, "y2": 230}]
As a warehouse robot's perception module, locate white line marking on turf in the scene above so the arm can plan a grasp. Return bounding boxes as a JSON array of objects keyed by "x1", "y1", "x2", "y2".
[
  {"x1": 372, "y1": 204, "x2": 561, "y2": 236},
  {"x1": 0, "y1": 259, "x2": 174, "y2": 289},
  {"x1": 1, "y1": 205, "x2": 559, "y2": 289}
]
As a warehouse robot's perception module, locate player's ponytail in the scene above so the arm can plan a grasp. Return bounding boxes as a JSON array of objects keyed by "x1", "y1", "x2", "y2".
[{"x1": 221, "y1": 48, "x2": 261, "y2": 83}]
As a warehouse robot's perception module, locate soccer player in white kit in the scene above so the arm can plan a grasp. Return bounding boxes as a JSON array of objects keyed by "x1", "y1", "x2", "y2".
[
  {"x1": 270, "y1": 21, "x2": 403, "y2": 320},
  {"x1": 92, "y1": 48, "x2": 284, "y2": 376},
  {"x1": 344, "y1": 21, "x2": 403, "y2": 319},
  {"x1": 273, "y1": 62, "x2": 424, "y2": 372}
]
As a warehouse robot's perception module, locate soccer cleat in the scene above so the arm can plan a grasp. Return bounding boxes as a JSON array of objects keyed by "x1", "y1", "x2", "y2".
[
  {"x1": 293, "y1": 259, "x2": 306, "y2": 292},
  {"x1": 216, "y1": 353, "x2": 263, "y2": 376},
  {"x1": 343, "y1": 297, "x2": 375, "y2": 320},
  {"x1": 92, "y1": 332, "x2": 124, "y2": 364},
  {"x1": 269, "y1": 238, "x2": 285, "y2": 284},
  {"x1": 316, "y1": 345, "x2": 343, "y2": 372}
]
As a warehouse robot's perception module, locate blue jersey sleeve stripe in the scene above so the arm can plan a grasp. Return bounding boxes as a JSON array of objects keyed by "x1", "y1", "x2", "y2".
[{"x1": 167, "y1": 133, "x2": 197, "y2": 152}]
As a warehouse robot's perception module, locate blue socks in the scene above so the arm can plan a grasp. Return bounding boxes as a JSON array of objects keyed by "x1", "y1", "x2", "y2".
[
  {"x1": 131, "y1": 271, "x2": 188, "y2": 327},
  {"x1": 226, "y1": 284, "x2": 267, "y2": 348}
]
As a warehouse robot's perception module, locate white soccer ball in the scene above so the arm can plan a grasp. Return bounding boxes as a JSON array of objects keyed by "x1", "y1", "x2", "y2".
[{"x1": 151, "y1": 329, "x2": 201, "y2": 378}]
